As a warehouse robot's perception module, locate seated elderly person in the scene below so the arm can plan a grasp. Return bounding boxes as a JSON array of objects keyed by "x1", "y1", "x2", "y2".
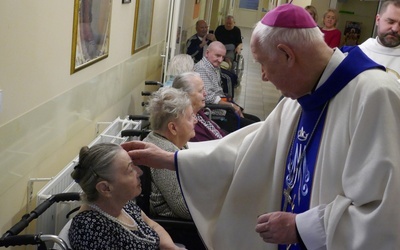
[
  {"x1": 69, "y1": 143, "x2": 181, "y2": 250},
  {"x1": 215, "y1": 15, "x2": 243, "y2": 63},
  {"x1": 143, "y1": 87, "x2": 206, "y2": 250},
  {"x1": 143, "y1": 87, "x2": 197, "y2": 219},
  {"x1": 172, "y1": 72, "x2": 227, "y2": 141},
  {"x1": 164, "y1": 54, "x2": 195, "y2": 87}
]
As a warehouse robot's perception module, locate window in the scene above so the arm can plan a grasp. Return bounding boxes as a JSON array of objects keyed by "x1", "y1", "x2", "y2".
[{"x1": 239, "y1": 0, "x2": 259, "y2": 10}]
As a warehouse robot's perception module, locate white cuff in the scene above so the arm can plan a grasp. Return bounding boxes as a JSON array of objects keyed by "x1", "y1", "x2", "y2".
[{"x1": 296, "y1": 205, "x2": 326, "y2": 250}]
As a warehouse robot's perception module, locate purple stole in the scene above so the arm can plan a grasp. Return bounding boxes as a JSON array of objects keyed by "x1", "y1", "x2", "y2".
[{"x1": 279, "y1": 47, "x2": 384, "y2": 250}]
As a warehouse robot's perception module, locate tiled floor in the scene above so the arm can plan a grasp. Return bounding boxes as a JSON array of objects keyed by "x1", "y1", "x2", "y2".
[{"x1": 234, "y1": 27, "x2": 282, "y2": 120}]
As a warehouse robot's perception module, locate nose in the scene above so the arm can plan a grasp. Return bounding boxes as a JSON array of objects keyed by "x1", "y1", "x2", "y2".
[{"x1": 392, "y1": 23, "x2": 400, "y2": 33}]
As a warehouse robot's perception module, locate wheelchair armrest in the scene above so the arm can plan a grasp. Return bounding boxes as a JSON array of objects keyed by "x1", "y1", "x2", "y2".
[
  {"x1": 205, "y1": 104, "x2": 235, "y2": 112},
  {"x1": 121, "y1": 129, "x2": 151, "y2": 139},
  {"x1": 128, "y1": 115, "x2": 149, "y2": 121},
  {"x1": 152, "y1": 216, "x2": 197, "y2": 230},
  {"x1": 145, "y1": 80, "x2": 163, "y2": 87}
]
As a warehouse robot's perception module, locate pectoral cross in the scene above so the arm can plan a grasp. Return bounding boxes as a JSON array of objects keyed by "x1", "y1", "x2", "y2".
[
  {"x1": 282, "y1": 187, "x2": 292, "y2": 211},
  {"x1": 283, "y1": 187, "x2": 296, "y2": 212}
]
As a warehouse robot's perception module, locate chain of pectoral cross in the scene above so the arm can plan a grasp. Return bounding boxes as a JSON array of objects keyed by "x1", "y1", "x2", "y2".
[{"x1": 282, "y1": 102, "x2": 329, "y2": 213}]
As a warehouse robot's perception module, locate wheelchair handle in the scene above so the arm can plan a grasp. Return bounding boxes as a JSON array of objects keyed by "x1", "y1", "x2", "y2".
[{"x1": 145, "y1": 81, "x2": 163, "y2": 87}]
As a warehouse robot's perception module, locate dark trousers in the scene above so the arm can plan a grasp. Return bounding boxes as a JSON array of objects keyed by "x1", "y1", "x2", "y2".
[{"x1": 215, "y1": 110, "x2": 260, "y2": 133}]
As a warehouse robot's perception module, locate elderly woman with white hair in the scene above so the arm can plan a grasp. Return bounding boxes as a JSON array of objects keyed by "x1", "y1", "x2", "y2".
[
  {"x1": 163, "y1": 54, "x2": 194, "y2": 87},
  {"x1": 143, "y1": 87, "x2": 197, "y2": 219},
  {"x1": 142, "y1": 87, "x2": 206, "y2": 250},
  {"x1": 172, "y1": 71, "x2": 227, "y2": 142}
]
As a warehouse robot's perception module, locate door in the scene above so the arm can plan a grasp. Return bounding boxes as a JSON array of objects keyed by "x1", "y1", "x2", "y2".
[
  {"x1": 161, "y1": 0, "x2": 185, "y2": 83},
  {"x1": 234, "y1": 0, "x2": 261, "y2": 28}
]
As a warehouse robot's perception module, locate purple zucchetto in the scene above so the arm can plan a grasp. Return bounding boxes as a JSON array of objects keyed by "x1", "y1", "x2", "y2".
[{"x1": 261, "y1": 4, "x2": 317, "y2": 28}]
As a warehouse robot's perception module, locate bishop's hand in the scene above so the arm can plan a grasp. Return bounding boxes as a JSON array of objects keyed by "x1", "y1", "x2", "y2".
[{"x1": 255, "y1": 211, "x2": 298, "y2": 245}]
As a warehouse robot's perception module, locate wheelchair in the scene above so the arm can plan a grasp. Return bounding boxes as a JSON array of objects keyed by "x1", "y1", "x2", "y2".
[
  {"x1": 0, "y1": 192, "x2": 80, "y2": 250},
  {"x1": 221, "y1": 44, "x2": 244, "y2": 87}
]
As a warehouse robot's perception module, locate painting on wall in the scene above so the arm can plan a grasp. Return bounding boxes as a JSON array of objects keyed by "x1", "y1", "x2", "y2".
[
  {"x1": 343, "y1": 21, "x2": 361, "y2": 46},
  {"x1": 132, "y1": 0, "x2": 155, "y2": 54},
  {"x1": 70, "y1": 0, "x2": 113, "y2": 74}
]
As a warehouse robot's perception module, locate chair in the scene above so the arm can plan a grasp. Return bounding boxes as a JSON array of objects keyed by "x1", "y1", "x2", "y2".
[
  {"x1": 53, "y1": 220, "x2": 72, "y2": 250},
  {"x1": 136, "y1": 165, "x2": 207, "y2": 250}
]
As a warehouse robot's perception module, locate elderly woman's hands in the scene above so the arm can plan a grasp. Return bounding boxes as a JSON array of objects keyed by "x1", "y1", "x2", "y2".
[{"x1": 121, "y1": 141, "x2": 175, "y2": 171}]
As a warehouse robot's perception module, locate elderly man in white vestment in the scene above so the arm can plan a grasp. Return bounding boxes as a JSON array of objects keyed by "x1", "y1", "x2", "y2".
[{"x1": 122, "y1": 3, "x2": 400, "y2": 250}]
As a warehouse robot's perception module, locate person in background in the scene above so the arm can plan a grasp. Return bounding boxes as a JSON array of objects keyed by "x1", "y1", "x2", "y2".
[
  {"x1": 194, "y1": 41, "x2": 260, "y2": 133},
  {"x1": 358, "y1": 0, "x2": 400, "y2": 82},
  {"x1": 172, "y1": 72, "x2": 227, "y2": 142},
  {"x1": 186, "y1": 20, "x2": 216, "y2": 63},
  {"x1": 215, "y1": 15, "x2": 243, "y2": 62},
  {"x1": 305, "y1": 5, "x2": 319, "y2": 24},
  {"x1": 321, "y1": 8, "x2": 341, "y2": 48},
  {"x1": 122, "y1": 3, "x2": 400, "y2": 250},
  {"x1": 69, "y1": 143, "x2": 181, "y2": 250},
  {"x1": 164, "y1": 54, "x2": 194, "y2": 87}
]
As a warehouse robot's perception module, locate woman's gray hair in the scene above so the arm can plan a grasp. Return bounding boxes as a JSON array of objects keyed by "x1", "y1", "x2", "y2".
[
  {"x1": 171, "y1": 72, "x2": 201, "y2": 94},
  {"x1": 71, "y1": 143, "x2": 121, "y2": 202},
  {"x1": 167, "y1": 54, "x2": 195, "y2": 76},
  {"x1": 146, "y1": 87, "x2": 191, "y2": 131},
  {"x1": 251, "y1": 22, "x2": 324, "y2": 58}
]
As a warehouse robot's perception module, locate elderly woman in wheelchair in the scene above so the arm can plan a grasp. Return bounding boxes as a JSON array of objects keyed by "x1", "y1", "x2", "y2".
[
  {"x1": 143, "y1": 87, "x2": 197, "y2": 220},
  {"x1": 68, "y1": 143, "x2": 183, "y2": 250},
  {"x1": 172, "y1": 71, "x2": 227, "y2": 142}
]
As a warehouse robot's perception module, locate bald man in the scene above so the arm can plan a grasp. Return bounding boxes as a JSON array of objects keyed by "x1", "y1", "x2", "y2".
[{"x1": 186, "y1": 20, "x2": 216, "y2": 63}]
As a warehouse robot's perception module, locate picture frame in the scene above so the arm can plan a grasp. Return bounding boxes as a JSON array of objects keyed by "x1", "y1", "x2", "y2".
[
  {"x1": 122, "y1": 0, "x2": 131, "y2": 3},
  {"x1": 132, "y1": 0, "x2": 155, "y2": 54},
  {"x1": 70, "y1": 0, "x2": 113, "y2": 74},
  {"x1": 343, "y1": 21, "x2": 362, "y2": 46}
]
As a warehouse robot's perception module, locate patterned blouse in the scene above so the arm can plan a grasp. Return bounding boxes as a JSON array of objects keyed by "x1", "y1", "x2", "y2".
[{"x1": 69, "y1": 200, "x2": 160, "y2": 250}]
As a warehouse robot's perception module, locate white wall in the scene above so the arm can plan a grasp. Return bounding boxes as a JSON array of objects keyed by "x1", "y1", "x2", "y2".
[{"x1": 0, "y1": 0, "x2": 168, "y2": 238}]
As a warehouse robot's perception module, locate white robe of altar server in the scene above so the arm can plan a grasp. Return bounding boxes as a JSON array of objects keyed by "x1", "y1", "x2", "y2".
[
  {"x1": 177, "y1": 50, "x2": 400, "y2": 250},
  {"x1": 359, "y1": 37, "x2": 400, "y2": 82}
]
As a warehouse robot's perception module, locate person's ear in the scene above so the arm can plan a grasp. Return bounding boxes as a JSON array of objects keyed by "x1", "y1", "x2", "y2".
[
  {"x1": 96, "y1": 181, "x2": 112, "y2": 198},
  {"x1": 277, "y1": 44, "x2": 295, "y2": 66},
  {"x1": 168, "y1": 121, "x2": 178, "y2": 136},
  {"x1": 375, "y1": 14, "x2": 380, "y2": 26}
]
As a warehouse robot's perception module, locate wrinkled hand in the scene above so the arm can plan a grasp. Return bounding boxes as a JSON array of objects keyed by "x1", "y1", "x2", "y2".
[
  {"x1": 121, "y1": 141, "x2": 175, "y2": 171},
  {"x1": 255, "y1": 212, "x2": 298, "y2": 244},
  {"x1": 231, "y1": 103, "x2": 244, "y2": 118}
]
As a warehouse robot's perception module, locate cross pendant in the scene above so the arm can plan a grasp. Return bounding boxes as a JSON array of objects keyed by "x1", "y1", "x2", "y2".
[{"x1": 282, "y1": 187, "x2": 292, "y2": 211}]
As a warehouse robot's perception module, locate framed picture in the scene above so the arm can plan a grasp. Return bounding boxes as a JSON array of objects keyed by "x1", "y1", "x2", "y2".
[
  {"x1": 122, "y1": 0, "x2": 131, "y2": 3},
  {"x1": 343, "y1": 21, "x2": 361, "y2": 46},
  {"x1": 132, "y1": 0, "x2": 155, "y2": 54},
  {"x1": 70, "y1": 0, "x2": 112, "y2": 74}
]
